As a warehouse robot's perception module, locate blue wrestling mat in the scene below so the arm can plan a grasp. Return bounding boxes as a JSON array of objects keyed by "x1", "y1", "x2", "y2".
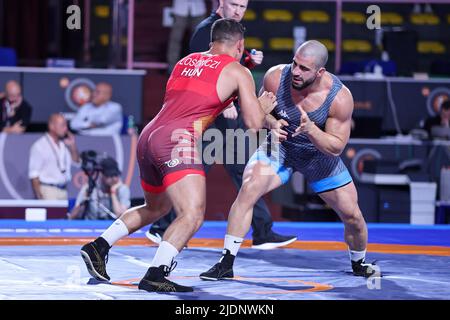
[{"x1": 0, "y1": 220, "x2": 449, "y2": 300}]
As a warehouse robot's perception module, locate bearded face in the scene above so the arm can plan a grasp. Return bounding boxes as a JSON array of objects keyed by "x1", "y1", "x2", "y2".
[
  {"x1": 291, "y1": 72, "x2": 318, "y2": 91},
  {"x1": 290, "y1": 56, "x2": 321, "y2": 91}
]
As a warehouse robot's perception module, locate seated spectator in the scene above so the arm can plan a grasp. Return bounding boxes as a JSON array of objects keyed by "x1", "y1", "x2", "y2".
[
  {"x1": 68, "y1": 157, "x2": 130, "y2": 220},
  {"x1": 423, "y1": 100, "x2": 450, "y2": 139},
  {"x1": 0, "y1": 80, "x2": 32, "y2": 133},
  {"x1": 29, "y1": 113, "x2": 80, "y2": 200},
  {"x1": 70, "y1": 82, "x2": 123, "y2": 136}
]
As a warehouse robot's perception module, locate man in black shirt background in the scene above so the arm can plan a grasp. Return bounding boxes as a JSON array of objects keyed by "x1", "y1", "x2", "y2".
[
  {"x1": 147, "y1": 0, "x2": 297, "y2": 249},
  {"x1": 0, "y1": 80, "x2": 32, "y2": 133}
]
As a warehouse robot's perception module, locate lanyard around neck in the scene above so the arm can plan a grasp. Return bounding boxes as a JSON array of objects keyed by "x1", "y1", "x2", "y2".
[{"x1": 45, "y1": 135, "x2": 67, "y2": 174}]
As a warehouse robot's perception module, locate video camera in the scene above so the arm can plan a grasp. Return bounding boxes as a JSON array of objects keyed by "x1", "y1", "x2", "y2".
[
  {"x1": 79, "y1": 150, "x2": 117, "y2": 220},
  {"x1": 80, "y1": 150, "x2": 103, "y2": 176}
]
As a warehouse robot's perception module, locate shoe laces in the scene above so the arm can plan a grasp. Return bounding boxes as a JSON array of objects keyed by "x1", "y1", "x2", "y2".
[
  {"x1": 361, "y1": 260, "x2": 378, "y2": 267},
  {"x1": 163, "y1": 260, "x2": 177, "y2": 277}
]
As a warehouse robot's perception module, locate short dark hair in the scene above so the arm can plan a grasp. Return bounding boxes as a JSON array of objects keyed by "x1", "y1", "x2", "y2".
[
  {"x1": 441, "y1": 100, "x2": 450, "y2": 111},
  {"x1": 100, "y1": 157, "x2": 121, "y2": 177},
  {"x1": 211, "y1": 18, "x2": 245, "y2": 44}
]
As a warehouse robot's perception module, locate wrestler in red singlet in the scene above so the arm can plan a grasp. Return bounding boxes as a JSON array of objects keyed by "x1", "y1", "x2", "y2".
[
  {"x1": 80, "y1": 18, "x2": 278, "y2": 293},
  {"x1": 137, "y1": 53, "x2": 237, "y2": 193}
]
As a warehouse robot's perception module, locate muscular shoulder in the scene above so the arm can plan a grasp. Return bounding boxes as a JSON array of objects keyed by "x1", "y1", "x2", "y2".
[
  {"x1": 262, "y1": 64, "x2": 287, "y2": 93},
  {"x1": 219, "y1": 61, "x2": 253, "y2": 96},
  {"x1": 224, "y1": 61, "x2": 251, "y2": 78},
  {"x1": 330, "y1": 84, "x2": 354, "y2": 120}
]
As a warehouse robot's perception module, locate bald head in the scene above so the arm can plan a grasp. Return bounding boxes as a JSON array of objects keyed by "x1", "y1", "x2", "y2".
[
  {"x1": 48, "y1": 113, "x2": 68, "y2": 139},
  {"x1": 5, "y1": 81, "x2": 22, "y2": 104},
  {"x1": 6, "y1": 80, "x2": 20, "y2": 93},
  {"x1": 218, "y1": 0, "x2": 248, "y2": 22},
  {"x1": 97, "y1": 82, "x2": 112, "y2": 94},
  {"x1": 48, "y1": 113, "x2": 65, "y2": 125},
  {"x1": 92, "y1": 82, "x2": 112, "y2": 106},
  {"x1": 290, "y1": 40, "x2": 329, "y2": 91},
  {"x1": 295, "y1": 40, "x2": 328, "y2": 70}
]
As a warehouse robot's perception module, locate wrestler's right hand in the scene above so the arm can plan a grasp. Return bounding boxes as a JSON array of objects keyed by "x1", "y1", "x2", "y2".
[{"x1": 258, "y1": 91, "x2": 278, "y2": 115}]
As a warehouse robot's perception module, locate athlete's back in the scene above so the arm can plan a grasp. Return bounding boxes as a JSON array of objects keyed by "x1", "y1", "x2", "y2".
[
  {"x1": 136, "y1": 18, "x2": 276, "y2": 194},
  {"x1": 147, "y1": 52, "x2": 237, "y2": 138}
]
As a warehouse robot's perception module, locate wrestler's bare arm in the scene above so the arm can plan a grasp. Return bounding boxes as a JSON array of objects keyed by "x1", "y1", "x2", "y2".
[
  {"x1": 259, "y1": 65, "x2": 284, "y2": 129},
  {"x1": 297, "y1": 86, "x2": 354, "y2": 157}
]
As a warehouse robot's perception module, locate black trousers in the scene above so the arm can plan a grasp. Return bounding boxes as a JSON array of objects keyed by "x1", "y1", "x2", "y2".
[{"x1": 150, "y1": 113, "x2": 274, "y2": 240}]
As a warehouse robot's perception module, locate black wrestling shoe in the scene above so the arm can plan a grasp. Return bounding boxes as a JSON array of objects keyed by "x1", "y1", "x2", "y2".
[
  {"x1": 80, "y1": 238, "x2": 110, "y2": 281},
  {"x1": 199, "y1": 250, "x2": 235, "y2": 281},
  {"x1": 252, "y1": 232, "x2": 297, "y2": 250},
  {"x1": 138, "y1": 261, "x2": 193, "y2": 292},
  {"x1": 352, "y1": 259, "x2": 380, "y2": 278}
]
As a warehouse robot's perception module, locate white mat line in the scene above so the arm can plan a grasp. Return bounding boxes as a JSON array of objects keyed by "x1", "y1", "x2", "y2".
[
  {"x1": 383, "y1": 275, "x2": 450, "y2": 285},
  {"x1": 0, "y1": 258, "x2": 28, "y2": 271}
]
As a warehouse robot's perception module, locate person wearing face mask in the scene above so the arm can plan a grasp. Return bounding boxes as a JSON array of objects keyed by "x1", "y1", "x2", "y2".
[{"x1": 0, "y1": 80, "x2": 32, "y2": 134}]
